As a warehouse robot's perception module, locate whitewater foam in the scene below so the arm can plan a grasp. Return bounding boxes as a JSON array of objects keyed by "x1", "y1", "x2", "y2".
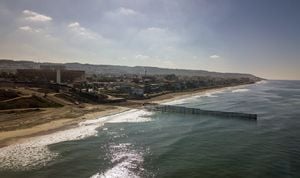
[
  {"x1": 0, "y1": 124, "x2": 99, "y2": 170},
  {"x1": 0, "y1": 109, "x2": 153, "y2": 170},
  {"x1": 232, "y1": 88, "x2": 250, "y2": 93},
  {"x1": 107, "y1": 109, "x2": 153, "y2": 123},
  {"x1": 256, "y1": 80, "x2": 268, "y2": 85},
  {"x1": 165, "y1": 90, "x2": 224, "y2": 105}
]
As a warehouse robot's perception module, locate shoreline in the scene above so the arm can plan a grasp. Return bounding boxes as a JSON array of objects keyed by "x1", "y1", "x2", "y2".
[
  {"x1": 0, "y1": 82, "x2": 259, "y2": 147},
  {"x1": 148, "y1": 82, "x2": 255, "y2": 104},
  {"x1": 0, "y1": 106, "x2": 130, "y2": 147}
]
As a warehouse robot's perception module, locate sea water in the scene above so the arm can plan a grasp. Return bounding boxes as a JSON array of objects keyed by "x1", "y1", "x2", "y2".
[{"x1": 0, "y1": 80, "x2": 299, "y2": 178}]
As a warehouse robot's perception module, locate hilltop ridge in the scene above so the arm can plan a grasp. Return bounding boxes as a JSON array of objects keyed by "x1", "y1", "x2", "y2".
[{"x1": 0, "y1": 59, "x2": 260, "y2": 80}]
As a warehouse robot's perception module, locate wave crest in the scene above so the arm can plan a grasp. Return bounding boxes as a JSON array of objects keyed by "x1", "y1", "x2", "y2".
[{"x1": 0, "y1": 109, "x2": 153, "y2": 170}]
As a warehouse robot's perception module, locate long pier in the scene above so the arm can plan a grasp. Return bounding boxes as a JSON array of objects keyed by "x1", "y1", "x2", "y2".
[{"x1": 145, "y1": 104, "x2": 257, "y2": 120}]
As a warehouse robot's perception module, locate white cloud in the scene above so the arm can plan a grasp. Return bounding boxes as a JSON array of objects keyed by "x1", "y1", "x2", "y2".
[
  {"x1": 118, "y1": 7, "x2": 137, "y2": 16},
  {"x1": 105, "y1": 7, "x2": 138, "y2": 18},
  {"x1": 135, "y1": 54, "x2": 150, "y2": 60},
  {"x1": 68, "y1": 22, "x2": 80, "y2": 28},
  {"x1": 23, "y1": 10, "x2": 52, "y2": 22},
  {"x1": 146, "y1": 27, "x2": 166, "y2": 33},
  {"x1": 19, "y1": 26, "x2": 32, "y2": 31},
  {"x1": 210, "y1": 55, "x2": 220, "y2": 59},
  {"x1": 19, "y1": 26, "x2": 41, "y2": 33},
  {"x1": 68, "y1": 22, "x2": 97, "y2": 39}
]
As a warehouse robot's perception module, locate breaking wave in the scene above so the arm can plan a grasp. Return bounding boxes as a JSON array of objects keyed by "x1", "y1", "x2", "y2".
[
  {"x1": 165, "y1": 90, "x2": 224, "y2": 105},
  {"x1": 107, "y1": 109, "x2": 153, "y2": 123},
  {"x1": 0, "y1": 125, "x2": 99, "y2": 170},
  {"x1": 0, "y1": 109, "x2": 153, "y2": 170},
  {"x1": 231, "y1": 89, "x2": 250, "y2": 93}
]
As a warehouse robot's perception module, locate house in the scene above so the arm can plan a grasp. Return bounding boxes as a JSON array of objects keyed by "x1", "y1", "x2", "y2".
[{"x1": 130, "y1": 87, "x2": 144, "y2": 97}]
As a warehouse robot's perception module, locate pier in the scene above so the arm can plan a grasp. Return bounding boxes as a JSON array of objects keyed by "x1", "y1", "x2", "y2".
[{"x1": 145, "y1": 104, "x2": 257, "y2": 120}]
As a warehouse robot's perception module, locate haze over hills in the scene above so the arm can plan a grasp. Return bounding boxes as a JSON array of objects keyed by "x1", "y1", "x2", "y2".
[{"x1": 0, "y1": 59, "x2": 260, "y2": 80}]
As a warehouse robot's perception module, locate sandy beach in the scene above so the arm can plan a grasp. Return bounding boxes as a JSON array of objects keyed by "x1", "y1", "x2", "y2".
[
  {"x1": 0, "y1": 83, "x2": 253, "y2": 147},
  {"x1": 0, "y1": 106, "x2": 130, "y2": 147}
]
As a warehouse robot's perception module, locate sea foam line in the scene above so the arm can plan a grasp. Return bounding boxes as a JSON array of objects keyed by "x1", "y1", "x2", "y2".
[
  {"x1": 0, "y1": 109, "x2": 153, "y2": 170},
  {"x1": 164, "y1": 89, "x2": 225, "y2": 105},
  {"x1": 231, "y1": 88, "x2": 250, "y2": 93}
]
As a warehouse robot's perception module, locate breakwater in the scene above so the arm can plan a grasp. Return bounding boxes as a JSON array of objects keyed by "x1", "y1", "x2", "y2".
[{"x1": 145, "y1": 104, "x2": 257, "y2": 120}]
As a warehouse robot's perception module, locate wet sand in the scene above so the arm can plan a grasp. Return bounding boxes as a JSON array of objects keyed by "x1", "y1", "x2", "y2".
[{"x1": 0, "y1": 105, "x2": 129, "y2": 147}]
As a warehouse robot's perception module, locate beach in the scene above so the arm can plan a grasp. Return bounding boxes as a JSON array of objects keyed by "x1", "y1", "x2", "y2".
[
  {"x1": 0, "y1": 83, "x2": 254, "y2": 147},
  {"x1": 3, "y1": 80, "x2": 298, "y2": 178}
]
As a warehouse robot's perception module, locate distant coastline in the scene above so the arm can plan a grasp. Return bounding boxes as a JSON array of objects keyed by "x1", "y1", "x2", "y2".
[
  {"x1": 0, "y1": 59, "x2": 263, "y2": 147},
  {"x1": 0, "y1": 59, "x2": 260, "y2": 80},
  {"x1": 0, "y1": 81, "x2": 262, "y2": 147}
]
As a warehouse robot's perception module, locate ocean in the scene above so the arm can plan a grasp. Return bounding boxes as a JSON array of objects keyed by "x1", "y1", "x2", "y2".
[{"x1": 0, "y1": 80, "x2": 299, "y2": 178}]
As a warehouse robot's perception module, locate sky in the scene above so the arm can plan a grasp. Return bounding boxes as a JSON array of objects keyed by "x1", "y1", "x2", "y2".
[{"x1": 0, "y1": 0, "x2": 299, "y2": 80}]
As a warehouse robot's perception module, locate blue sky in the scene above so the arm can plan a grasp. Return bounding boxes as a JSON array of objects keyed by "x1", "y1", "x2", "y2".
[{"x1": 0, "y1": 0, "x2": 299, "y2": 79}]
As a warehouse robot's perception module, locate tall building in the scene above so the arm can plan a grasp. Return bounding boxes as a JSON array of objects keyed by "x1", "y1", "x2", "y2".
[{"x1": 17, "y1": 65, "x2": 85, "y2": 84}]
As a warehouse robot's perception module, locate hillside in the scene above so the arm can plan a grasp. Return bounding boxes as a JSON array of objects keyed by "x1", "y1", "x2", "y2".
[{"x1": 0, "y1": 59, "x2": 260, "y2": 80}]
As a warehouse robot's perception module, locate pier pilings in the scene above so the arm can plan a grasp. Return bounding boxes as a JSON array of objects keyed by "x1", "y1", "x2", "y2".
[{"x1": 145, "y1": 104, "x2": 257, "y2": 120}]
